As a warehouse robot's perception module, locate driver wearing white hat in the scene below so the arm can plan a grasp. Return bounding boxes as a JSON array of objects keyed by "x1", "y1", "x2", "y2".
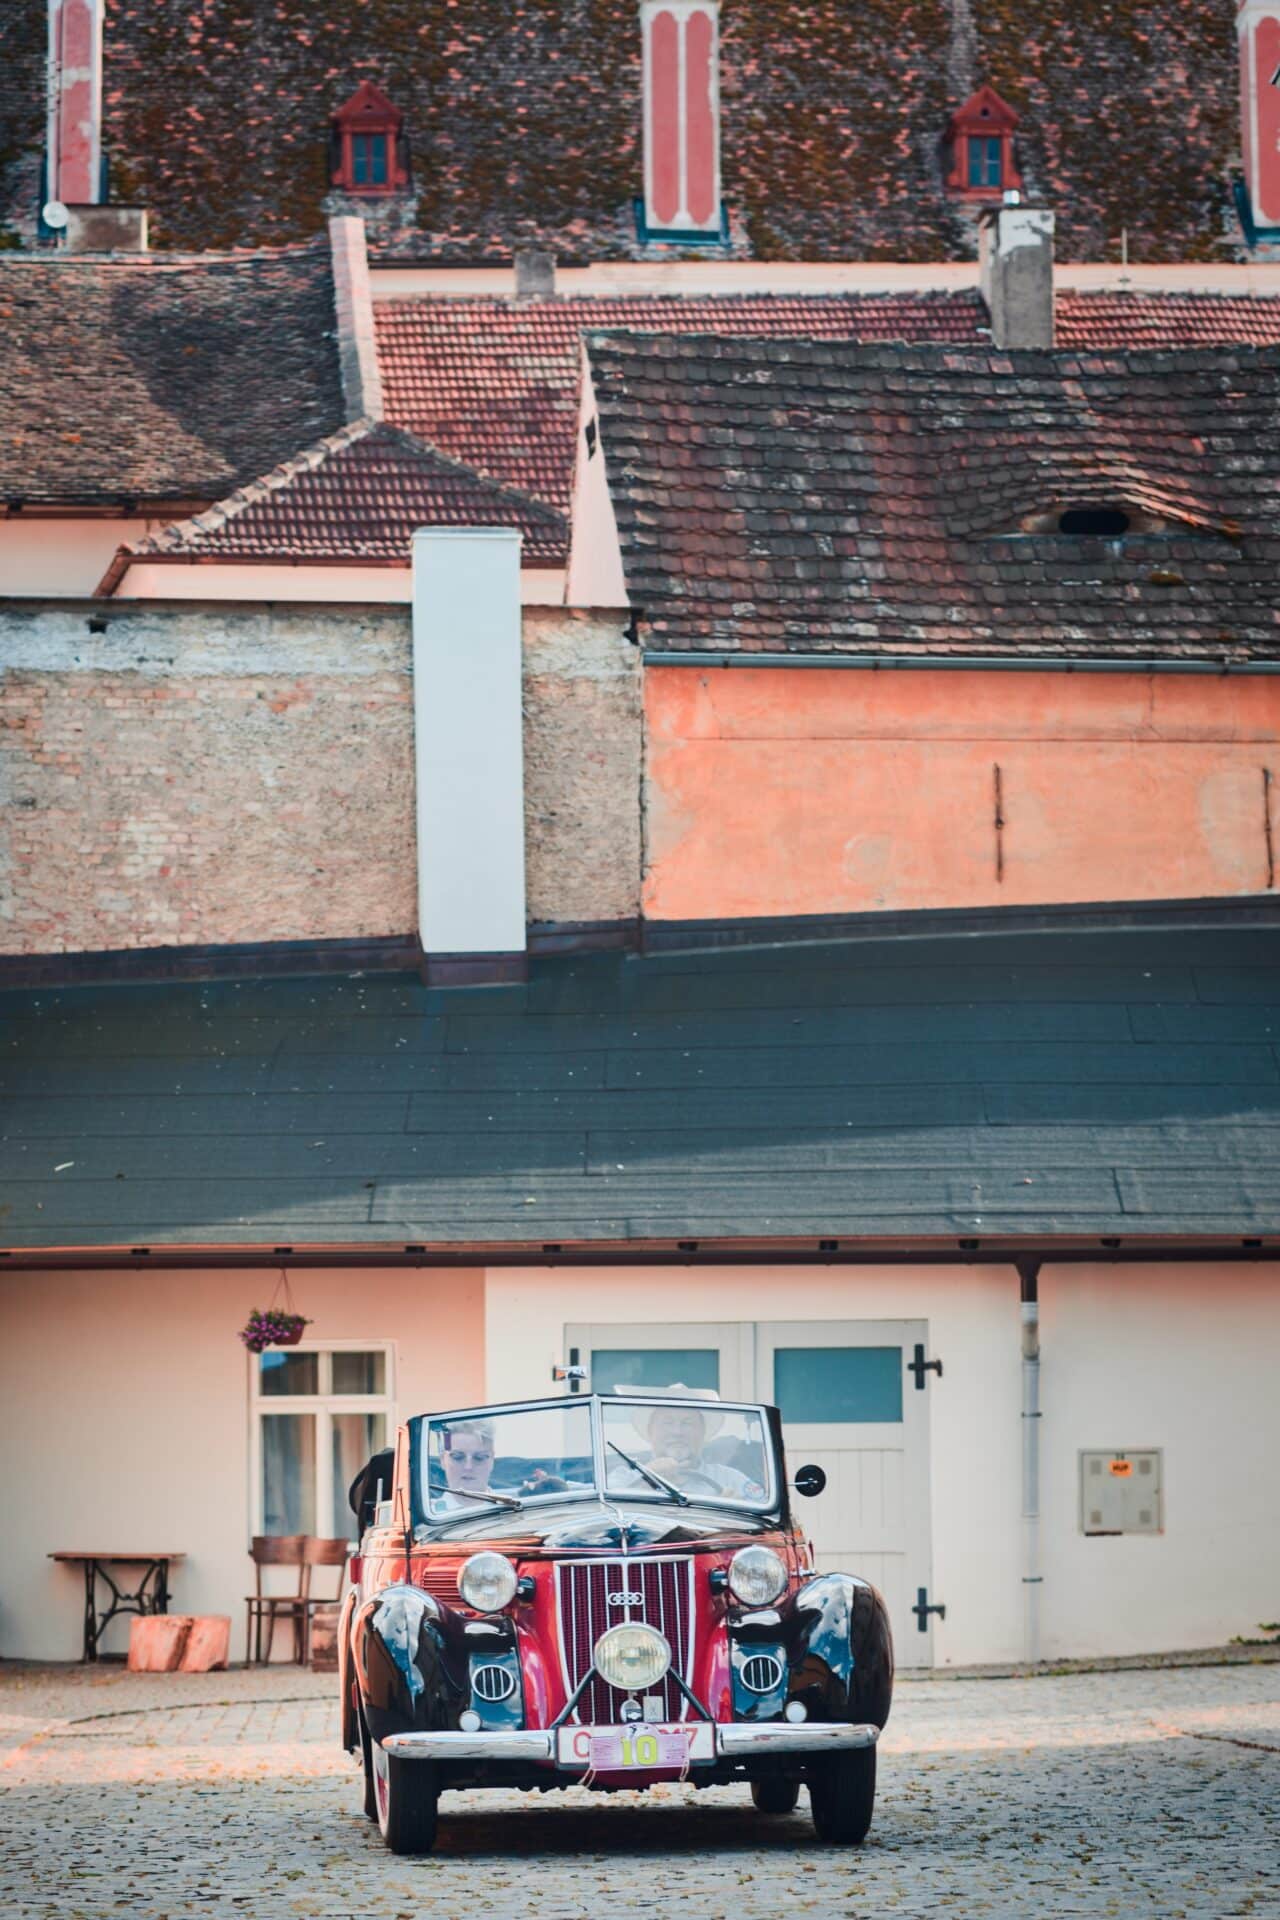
[{"x1": 614, "y1": 1386, "x2": 761, "y2": 1499}]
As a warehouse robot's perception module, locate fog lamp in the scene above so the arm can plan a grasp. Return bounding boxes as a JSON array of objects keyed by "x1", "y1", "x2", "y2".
[
  {"x1": 457, "y1": 1551, "x2": 518, "y2": 1613},
  {"x1": 728, "y1": 1545, "x2": 787, "y2": 1607},
  {"x1": 593, "y1": 1622, "x2": 672, "y2": 1692}
]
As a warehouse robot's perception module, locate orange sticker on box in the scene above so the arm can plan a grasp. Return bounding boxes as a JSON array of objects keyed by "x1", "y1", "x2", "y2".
[{"x1": 1109, "y1": 1459, "x2": 1133, "y2": 1478}]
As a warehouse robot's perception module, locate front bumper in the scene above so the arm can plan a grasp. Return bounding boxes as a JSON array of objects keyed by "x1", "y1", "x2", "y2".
[{"x1": 380, "y1": 1721, "x2": 880, "y2": 1764}]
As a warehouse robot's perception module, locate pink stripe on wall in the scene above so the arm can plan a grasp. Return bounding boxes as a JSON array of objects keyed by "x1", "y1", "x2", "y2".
[
  {"x1": 649, "y1": 9, "x2": 682, "y2": 229},
  {"x1": 684, "y1": 8, "x2": 717, "y2": 227},
  {"x1": 1256, "y1": 17, "x2": 1280, "y2": 224},
  {"x1": 53, "y1": 0, "x2": 100, "y2": 204}
]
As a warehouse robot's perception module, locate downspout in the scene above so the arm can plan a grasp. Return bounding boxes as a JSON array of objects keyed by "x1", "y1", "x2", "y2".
[{"x1": 1017, "y1": 1258, "x2": 1042, "y2": 1665}]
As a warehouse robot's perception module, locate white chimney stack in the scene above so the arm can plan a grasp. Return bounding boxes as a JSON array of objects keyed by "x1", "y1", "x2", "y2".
[{"x1": 411, "y1": 529, "x2": 527, "y2": 982}]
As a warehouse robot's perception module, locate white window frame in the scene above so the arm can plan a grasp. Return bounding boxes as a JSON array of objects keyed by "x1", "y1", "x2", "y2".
[{"x1": 248, "y1": 1338, "x2": 397, "y2": 1544}]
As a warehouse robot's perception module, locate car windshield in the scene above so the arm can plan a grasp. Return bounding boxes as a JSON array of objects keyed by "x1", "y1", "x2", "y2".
[
  {"x1": 421, "y1": 1401, "x2": 594, "y2": 1517},
  {"x1": 601, "y1": 1398, "x2": 774, "y2": 1509},
  {"x1": 416, "y1": 1395, "x2": 777, "y2": 1521}
]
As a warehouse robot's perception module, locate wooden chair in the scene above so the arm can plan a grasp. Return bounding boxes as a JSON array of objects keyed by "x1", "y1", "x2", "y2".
[
  {"x1": 300, "y1": 1536, "x2": 351, "y2": 1664},
  {"x1": 245, "y1": 1534, "x2": 308, "y2": 1665}
]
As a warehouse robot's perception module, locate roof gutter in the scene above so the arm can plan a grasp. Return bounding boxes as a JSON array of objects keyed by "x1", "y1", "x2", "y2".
[
  {"x1": 644, "y1": 651, "x2": 1280, "y2": 675},
  {"x1": 1, "y1": 1236, "x2": 1275, "y2": 1273}
]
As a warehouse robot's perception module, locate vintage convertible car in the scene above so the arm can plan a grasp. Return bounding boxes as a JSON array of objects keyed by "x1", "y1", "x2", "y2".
[{"x1": 338, "y1": 1390, "x2": 893, "y2": 1854}]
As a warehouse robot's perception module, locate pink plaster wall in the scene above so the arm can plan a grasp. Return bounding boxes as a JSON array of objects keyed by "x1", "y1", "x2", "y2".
[
  {"x1": 643, "y1": 667, "x2": 1280, "y2": 920},
  {"x1": 0, "y1": 1263, "x2": 485, "y2": 1660}
]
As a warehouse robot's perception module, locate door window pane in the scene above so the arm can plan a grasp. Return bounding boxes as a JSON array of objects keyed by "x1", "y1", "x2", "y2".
[
  {"x1": 259, "y1": 1350, "x2": 319, "y2": 1396},
  {"x1": 590, "y1": 1348, "x2": 720, "y2": 1396},
  {"x1": 773, "y1": 1347, "x2": 903, "y2": 1424},
  {"x1": 262, "y1": 1414, "x2": 316, "y2": 1533},
  {"x1": 331, "y1": 1412, "x2": 386, "y2": 1538},
  {"x1": 332, "y1": 1351, "x2": 386, "y2": 1395}
]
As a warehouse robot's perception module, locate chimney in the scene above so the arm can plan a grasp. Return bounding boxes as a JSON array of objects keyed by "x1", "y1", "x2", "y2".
[
  {"x1": 514, "y1": 248, "x2": 556, "y2": 302},
  {"x1": 411, "y1": 529, "x2": 527, "y2": 983},
  {"x1": 46, "y1": 0, "x2": 102, "y2": 208},
  {"x1": 1238, "y1": 1, "x2": 1280, "y2": 235},
  {"x1": 63, "y1": 205, "x2": 147, "y2": 251},
  {"x1": 979, "y1": 202, "x2": 1055, "y2": 349},
  {"x1": 640, "y1": 0, "x2": 722, "y2": 236},
  {"x1": 329, "y1": 216, "x2": 384, "y2": 420}
]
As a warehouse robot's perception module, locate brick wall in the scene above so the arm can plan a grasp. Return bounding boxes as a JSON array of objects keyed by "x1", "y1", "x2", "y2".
[{"x1": 0, "y1": 600, "x2": 640, "y2": 957}]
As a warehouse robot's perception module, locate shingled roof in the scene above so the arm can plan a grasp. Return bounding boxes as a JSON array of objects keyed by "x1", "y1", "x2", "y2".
[
  {"x1": 377, "y1": 289, "x2": 1280, "y2": 520},
  {"x1": 0, "y1": 2, "x2": 1248, "y2": 263},
  {"x1": 0, "y1": 249, "x2": 345, "y2": 508},
  {"x1": 585, "y1": 333, "x2": 1280, "y2": 660},
  {"x1": 100, "y1": 420, "x2": 568, "y2": 586},
  {"x1": 3, "y1": 922, "x2": 1279, "y2": 1252}
]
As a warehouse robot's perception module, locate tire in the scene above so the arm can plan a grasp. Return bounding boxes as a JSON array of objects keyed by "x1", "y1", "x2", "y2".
[
  {"x1": 809, "y1": 1745, "x2": 876, "y2": 1846},
  {"x1": 751, "y1": 1776, "x2": 801, "y2": 1815},
  {"x1": 370, "y1": 1739, "x2": 439, "y2": 1855},
  {"x1": 358, "y1": 1708, "x2": 377, "y2": 1822}
]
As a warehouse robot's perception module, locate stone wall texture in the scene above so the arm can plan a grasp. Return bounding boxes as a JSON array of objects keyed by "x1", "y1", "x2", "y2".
[
  {"x1": 523, "y1": 609, "x2": 640, "y2": 929},
  {"x1": 0, "y1": 600, "x2": 640, "y2": 957}
]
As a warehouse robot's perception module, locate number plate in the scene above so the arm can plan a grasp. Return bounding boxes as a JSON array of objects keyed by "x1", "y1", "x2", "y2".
[{"x1": 556, "y1": 1722, "x2": 715, "y2": 1770}]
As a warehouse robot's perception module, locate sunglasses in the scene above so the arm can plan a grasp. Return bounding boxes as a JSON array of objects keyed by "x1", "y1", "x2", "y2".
[{"x1": 446, "y1": 1448, "x2": 493, "y2": 1464}]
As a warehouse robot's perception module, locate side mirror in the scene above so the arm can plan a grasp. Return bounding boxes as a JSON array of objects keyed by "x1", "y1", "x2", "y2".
[{"x1": 792, "y1": 1463, "x2": 827, "y2": 1498}]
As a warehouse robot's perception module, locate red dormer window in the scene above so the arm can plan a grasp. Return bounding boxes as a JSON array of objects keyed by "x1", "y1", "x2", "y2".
[
  {"x1": 331, "y1": 81, "x2": 409, "y2": 195},
  {"x1": 945, "y1": 85, "x2": 1022, "y2": 201}
]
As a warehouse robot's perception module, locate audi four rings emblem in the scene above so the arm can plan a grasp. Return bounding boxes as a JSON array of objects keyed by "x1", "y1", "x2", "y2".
[{"x1": 607, "y1": 1590, "x2": 644, "y2": 1606}]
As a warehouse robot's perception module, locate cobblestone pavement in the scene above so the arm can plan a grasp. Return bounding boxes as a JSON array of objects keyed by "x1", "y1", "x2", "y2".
[{"x1": 1, "y1": 1659, "x2": 1277, "y2": 1918}]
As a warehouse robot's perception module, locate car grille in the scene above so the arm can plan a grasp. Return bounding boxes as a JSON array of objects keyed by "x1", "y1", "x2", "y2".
[{"x1": 555, "y1": 1556, "x2": 696, "y2": 1724}]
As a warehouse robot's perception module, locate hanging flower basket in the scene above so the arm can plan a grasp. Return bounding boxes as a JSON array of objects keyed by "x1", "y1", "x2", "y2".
[{"x1": 239, "y1": 1307, "x2": 312, "y2": 1353}]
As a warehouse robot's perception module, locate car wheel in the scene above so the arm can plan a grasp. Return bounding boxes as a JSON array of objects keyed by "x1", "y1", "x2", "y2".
[
  {"x1": 809, "y1": 1745, "x2": 876, "y2": 1846},
  {"x1": 751, "y1": 1776, "x2": 800, "y2": 1815},
  {"x1": 358, "y1": 1707, "x2": 377, "y2": 1822},
  {"x1": 370, "y1": 1739, "x2": 439, "y2": 1855}
]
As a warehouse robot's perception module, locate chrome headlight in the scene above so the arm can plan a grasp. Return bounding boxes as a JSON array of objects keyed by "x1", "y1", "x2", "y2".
[
  {"x1": 728, "y1": 1545, "x2": 788, "y2": 1607},
  {"x1": 457, "y1": 1551, "x2": 518, "y2": 1613},
  {"x1": 593, "y1": 1622, "x2": 672, "y2": 1692}
]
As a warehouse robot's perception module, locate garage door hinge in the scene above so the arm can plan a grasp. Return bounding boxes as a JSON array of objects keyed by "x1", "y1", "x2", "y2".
[
  {"x1": 913, "y1": 1587, "x2": 946, "y2": 1631},
  {"x1": 908, "y1": 1343, "x2": 943, "y2": 1389}
]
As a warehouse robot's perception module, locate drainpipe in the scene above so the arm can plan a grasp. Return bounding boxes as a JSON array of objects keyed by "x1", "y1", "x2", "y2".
[{"x1": 1017, "y1": 1258, "x2": 1042, "y2": 1665}]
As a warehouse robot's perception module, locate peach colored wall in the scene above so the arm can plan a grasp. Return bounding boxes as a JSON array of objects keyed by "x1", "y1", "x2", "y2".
[
  {"x1": 644, "y1": 667, "x2": 1280, "y2": 919},
  {"x1": 0, "y1": 1264, "x2": 484, "y2": 1661}
]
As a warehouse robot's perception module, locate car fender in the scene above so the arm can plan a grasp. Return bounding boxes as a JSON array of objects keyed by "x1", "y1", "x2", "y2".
[
  {"x1": 787, "y1": 1572, "x2": 894, "y2": 1729},
  {"x1": 354, "y1": 1582, "x2": 522, "y2": 1746}
]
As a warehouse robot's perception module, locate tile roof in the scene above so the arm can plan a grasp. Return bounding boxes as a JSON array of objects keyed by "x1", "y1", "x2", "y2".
[
  {"x1": 0, "y1": 2, "x2": 1248, "y2": 263},
  {"x1": 377, "y1": 292, "x2": 990, "y2": 511},
  {"x1": 0, "y1": 248, "x2": 345, "y2": 507},
  {"x1": 585, "y1": 332, "x2": 1280, "y2": 660},
  {"x1": 1056, "y1": 291, "x2": 1280, "y2": 352},
  {"x1": 3, "y1": 922, "x2": 1279, "y2": 1250},
  {"x1": 105, "y1": 421, "x2": 568, "y2": 580},
  {"x1": 377, "y1": 288, "x2": 1280, "y2": 521}
]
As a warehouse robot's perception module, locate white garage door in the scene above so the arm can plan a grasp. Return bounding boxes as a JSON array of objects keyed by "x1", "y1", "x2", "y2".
[{"x1": 562, "y1": 1318, "x2": 935, "y2": 1665}]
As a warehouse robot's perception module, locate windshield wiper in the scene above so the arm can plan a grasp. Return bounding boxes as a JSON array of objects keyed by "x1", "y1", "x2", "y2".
[
  {"x1": 437, "y1": 1486, "x2": 524, "y2": 1511},
  {"x1": 607, "y1": 1439, "x2": 691, "y2": 1507}
]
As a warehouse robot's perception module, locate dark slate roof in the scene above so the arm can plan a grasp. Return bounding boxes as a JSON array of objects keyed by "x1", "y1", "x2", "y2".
[
  {"x1": 0, "y1": 2, "x2": 1248, "y2": 263},
  {"x1": 586, "y1": 333, "x2": 1280, "y2": 660},
  {"x1": 0, "y1": 249, "x2": 345, "y2": 507},
  {"x1": 105, "y1": 421, "x2": 568, "y2": 579},
  {"x1": 3, "y1": 924, "x2": 1279, "y2": 1251}
]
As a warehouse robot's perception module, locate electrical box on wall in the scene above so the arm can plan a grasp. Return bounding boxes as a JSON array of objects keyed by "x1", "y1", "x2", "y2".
[{"x1": 1079, "y1": 1450, "x2": 1162, "y2": 1536}]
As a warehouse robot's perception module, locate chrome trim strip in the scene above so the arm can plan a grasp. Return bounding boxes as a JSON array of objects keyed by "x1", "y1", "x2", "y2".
[
  {"x1": 717, "y1": 1722, "x2": 880, "y2": 1755},
  {"x1": 381, "y1": 1730, "x2": 555, "y2": 1762}
]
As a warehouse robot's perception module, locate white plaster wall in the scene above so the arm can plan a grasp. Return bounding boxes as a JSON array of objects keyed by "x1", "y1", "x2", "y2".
[
  {"x1": 0, "y1": 1265, "x2": 485, "y2": 1661},
  {"x1": 484, "y1": 1260, "x2": 1280, "y2": 1666},
  {"x1": 0, "y1": 519, "x2": 158, "y2": 596}
]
